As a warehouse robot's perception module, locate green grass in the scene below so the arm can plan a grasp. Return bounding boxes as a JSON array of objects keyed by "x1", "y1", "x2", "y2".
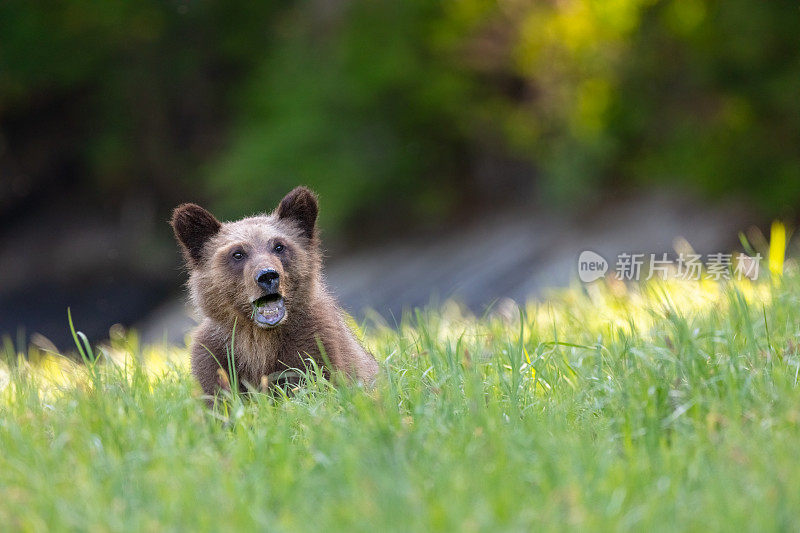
[{"x1": 2, "y1": 273, "x2": 800, "y2": 531}]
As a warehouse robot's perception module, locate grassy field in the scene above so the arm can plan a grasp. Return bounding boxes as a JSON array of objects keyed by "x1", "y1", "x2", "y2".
[{"x1": 2, "y1": 271, "x2": 800, "y2": 531}]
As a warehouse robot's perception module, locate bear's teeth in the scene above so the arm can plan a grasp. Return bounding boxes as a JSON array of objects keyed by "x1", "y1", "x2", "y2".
[{"x1": 253, "y1": 297, "x2": 285, "y2": 326}]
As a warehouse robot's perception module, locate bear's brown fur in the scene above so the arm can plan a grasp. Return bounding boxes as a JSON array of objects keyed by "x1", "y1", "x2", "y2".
[{"x1": 171, "y1": 186, "x2": 378, "y2": 397}]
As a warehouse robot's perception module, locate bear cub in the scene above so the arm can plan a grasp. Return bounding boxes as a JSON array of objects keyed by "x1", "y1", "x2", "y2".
[{"x1": 171, "y1": 186, "x2": 378, "y2": 396}]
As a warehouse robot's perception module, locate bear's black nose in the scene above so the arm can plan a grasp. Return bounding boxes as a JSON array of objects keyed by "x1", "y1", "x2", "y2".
[{"x1": 256, "y1": 269, "x2": 280, "y2": 292}]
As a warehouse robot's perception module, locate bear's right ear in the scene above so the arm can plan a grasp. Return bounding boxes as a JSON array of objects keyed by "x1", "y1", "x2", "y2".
[
  {"x1": 171, "y1": 203, "x2": 221, "y2": 266},
  {"x1": 277, "y1": 186, "x2": 318, "y2": 240}
]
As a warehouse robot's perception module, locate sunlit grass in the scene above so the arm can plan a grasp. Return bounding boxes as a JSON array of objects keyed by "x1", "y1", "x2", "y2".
[
  {"x1": 2, "y1": 266, "x2": 800, "y2": 531},
  {"x1": 770, "y1": 220, "x2": 788, "y2": 278}
]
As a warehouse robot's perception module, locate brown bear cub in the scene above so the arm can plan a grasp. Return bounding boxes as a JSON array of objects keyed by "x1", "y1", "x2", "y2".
[{"x1": 171, "y1": 186, "x2": 378, "y2": 397}]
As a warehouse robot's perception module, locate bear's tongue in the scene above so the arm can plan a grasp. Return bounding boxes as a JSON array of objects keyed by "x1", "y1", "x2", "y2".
[{"x1": 252, "y1": 296, "x2": 285, "y2": 327}]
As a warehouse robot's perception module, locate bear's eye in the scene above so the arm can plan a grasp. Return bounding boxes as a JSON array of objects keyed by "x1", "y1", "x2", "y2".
[
  {"x1": 273, "y1": 243, "x2": 285, "y2": 253},
  {"x1": 232, "y1": 250, "x2": 246, "y2": 261}
]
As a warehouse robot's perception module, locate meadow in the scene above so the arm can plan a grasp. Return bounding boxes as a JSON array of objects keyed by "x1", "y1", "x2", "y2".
[{"x1": 2, "y1": 267, "x2": 800, "y2": 531}]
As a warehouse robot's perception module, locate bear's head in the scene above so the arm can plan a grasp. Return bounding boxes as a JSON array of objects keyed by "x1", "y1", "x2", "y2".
[{"x1": 171, "y1": 186, "x2": 321, "y2": 330}]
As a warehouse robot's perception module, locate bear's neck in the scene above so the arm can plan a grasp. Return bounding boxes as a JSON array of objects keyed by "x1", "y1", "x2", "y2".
[{"x1": 218, "y1": 292, "x2": 336, "y2": 382}]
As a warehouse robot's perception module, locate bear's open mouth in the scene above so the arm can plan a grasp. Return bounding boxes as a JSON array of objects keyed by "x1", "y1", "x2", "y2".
[{"x1": 251, "y1": 294, "x2": 286, "y2": 327}]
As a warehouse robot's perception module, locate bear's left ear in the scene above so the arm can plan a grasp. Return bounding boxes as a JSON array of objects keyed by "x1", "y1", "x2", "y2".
[
  {"x1": 171, "y1": 203, "x2": 222, "y2": 266},
  {"x1": 277, "y1": 186, "x2": 318, "y2": 240}
]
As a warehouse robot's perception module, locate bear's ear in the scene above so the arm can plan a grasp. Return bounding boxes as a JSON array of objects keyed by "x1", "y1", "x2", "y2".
[
  {"x1": 171, "y1": 203, "x2": 222, "y2": 266},
  {"x1": 276, "y1": 186, "x2": 318, "y2": 240}
]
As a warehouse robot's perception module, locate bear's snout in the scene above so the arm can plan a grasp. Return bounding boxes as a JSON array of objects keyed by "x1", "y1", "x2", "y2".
[{"x1": 256, "y1": 268, "x2": 280, "y2": 293}]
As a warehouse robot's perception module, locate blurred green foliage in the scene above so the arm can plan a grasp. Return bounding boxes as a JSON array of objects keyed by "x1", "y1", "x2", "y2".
[{"x1": 2, "y1": 0, "x2": 799, "y2": 230}]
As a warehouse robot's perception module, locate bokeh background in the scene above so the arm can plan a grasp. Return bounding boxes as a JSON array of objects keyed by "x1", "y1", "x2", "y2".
[{"x1": 1, "y1": 0, "x2": 798, "y2": 349}]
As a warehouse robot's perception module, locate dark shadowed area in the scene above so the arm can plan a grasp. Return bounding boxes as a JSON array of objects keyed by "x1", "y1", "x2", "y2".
[{"x1": 1, "y1": 1, "x2": 798, "y2": 350}]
